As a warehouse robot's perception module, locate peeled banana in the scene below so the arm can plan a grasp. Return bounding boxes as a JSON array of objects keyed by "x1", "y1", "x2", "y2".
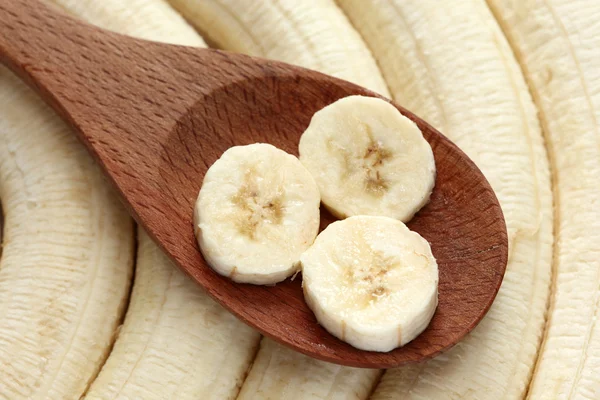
[
  {"x1": 237, "y1": 338, "x2": 381, "y2": 400},
  {"x1": 44, "y1": 0, "x2": 261, "y2": 398},
  {"x1": 337, "y1": 0, "x2": 553, "y2": 398},
  {"x1": 195, "y1": 143, "x2": 320, "y2": 284},
  {"x1": 488, "y1": 0, "x2": 600, "y2": 398},
  {"x1": 302, "y1": 216, "x2": 438, "y2": 351},
  {"x1": 49, "y1": 0, "x2": 203, "y2": 46},
  {"x1": 85, "y1": 231, "x2": 260, "y2": 400},
  {"x1": 167, "y1": 0, "x2": 390, "y2": 96},
  {"x1": 0, "y1": 68, "x2": 134, "y2": 399}
]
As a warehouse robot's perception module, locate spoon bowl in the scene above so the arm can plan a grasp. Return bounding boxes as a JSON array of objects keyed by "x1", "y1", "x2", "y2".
[{"x1": 0, "y1": 0, "x2": 508, "y2": 368}]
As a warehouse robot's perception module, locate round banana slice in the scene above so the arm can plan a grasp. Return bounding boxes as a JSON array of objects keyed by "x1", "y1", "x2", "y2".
[
  {"x1": 298, "y1": 95, "x2": 435, "y2": 222},
  {"x1": 195, "y1": 143, "x2": 321, "y2": 285},
  {"x1": 301, "y1": 215, "x2": 438, "y2": 352}
]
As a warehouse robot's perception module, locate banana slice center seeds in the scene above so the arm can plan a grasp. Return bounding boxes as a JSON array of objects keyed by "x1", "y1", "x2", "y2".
[
  {"x1": 195, "y1": 96, "x2": 437, "y2": 348},
  {"x1": 231, "y1": 172, "x2": 284, "y2": 240},
  {"x1": 301, "y1": 215, "x2": 438, "y2": 352},
  {"x1": 344, "y1": 248, "x2": 397, "y2": 306},
  {"x1": 195, "y1": 143, "x2": 320, "y2": 285},
  {"x1": 299, "y1": 95, "x2": 435, "y2": 221}
]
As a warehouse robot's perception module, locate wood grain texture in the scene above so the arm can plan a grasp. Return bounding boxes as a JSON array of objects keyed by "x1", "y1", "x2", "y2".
[{"x1": 0, "y1": 0, "x2": 508, "y2": 368}]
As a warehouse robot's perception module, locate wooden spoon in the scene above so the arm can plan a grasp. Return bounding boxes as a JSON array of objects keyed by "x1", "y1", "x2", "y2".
[{"x1": 0, "y1": 0, "x2": 507, "y2": 368}]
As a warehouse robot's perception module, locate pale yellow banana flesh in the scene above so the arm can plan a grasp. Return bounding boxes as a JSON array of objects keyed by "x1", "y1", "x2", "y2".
[
  {"x1": 237, "y1": 338, "x2": 381, "y2": 400},
  {"x1": 85, "y1": 230, "x2": 260, "y2": 400},
  {"x1": 167, "y1": 0, "x2": 390, "y2": 96},
  {"x1": 195, "y1": 143, "x2": 321, "y2": 285},
  {"x1": 337, "y1": 0, "x2": 553, "y2": 398},
  {"x1": 0, "y1": 68, "x2": 134, "y2": 398},
  {"x1": 48, "y1": 0, "x2": 204, "y2": 46},
  {"x1": 488, "y1": 0, "x2": 600, "y2": 398},
  {"x1": 2, "y1": 0, "x2": 597, "y2": 397},
  {"x1": 301, "y1": 216, "x2": 438, "y2": 352},
  {"x1": 299, "y1": 95, "x2": 435, "y2": 221}
]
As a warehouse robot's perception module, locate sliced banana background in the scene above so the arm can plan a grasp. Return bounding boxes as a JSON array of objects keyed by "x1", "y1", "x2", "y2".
[
  {"x1": 195, "y1": 143, "x2": 320, "y2": 284},
  {"x1": 302, "y1": 216, "x2": 438, "y2": 352},
  {"x1": 299, "y1": 96, "x2": 435, "y2": 221}
]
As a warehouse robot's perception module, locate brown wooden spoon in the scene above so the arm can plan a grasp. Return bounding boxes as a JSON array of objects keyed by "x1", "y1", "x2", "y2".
[{"x1": 0, "y1": 0, "x2": 507, "y2": 368}]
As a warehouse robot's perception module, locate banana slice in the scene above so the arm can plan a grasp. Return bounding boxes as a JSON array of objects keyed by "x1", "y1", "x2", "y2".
[
  {"x1": 194, "y1": 143, "x2": 321, "y2": 285},
  {"x1": 298, "y1": 95, "x2": 435, "y2": 222},
  {"x1": 301, "y1": 215, "x2": 438, "y2": 352}
]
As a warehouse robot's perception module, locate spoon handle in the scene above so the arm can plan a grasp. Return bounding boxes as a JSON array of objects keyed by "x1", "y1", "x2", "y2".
[
  {"x1": 0, "y1": 0, "x2": 96, "y2": 103},
  {"x1": 0, "y1": 0, "x2": 233, "y2": 151}
]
